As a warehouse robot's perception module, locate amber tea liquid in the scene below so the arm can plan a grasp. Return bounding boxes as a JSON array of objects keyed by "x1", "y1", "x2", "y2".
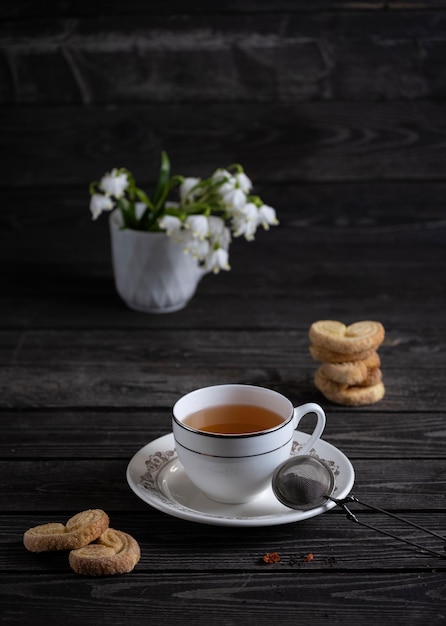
[{"x1": 183, "y1": 403, "x2": 284, "y2": 434}]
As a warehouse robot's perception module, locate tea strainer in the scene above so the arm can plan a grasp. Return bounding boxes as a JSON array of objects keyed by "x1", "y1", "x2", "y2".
[{"x1": 272, "y1": 455, "x2": 445, "y2": 559}]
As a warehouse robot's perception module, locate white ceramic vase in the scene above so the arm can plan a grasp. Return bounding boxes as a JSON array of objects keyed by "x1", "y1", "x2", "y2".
[{"x1": 109, "y1": 210, "x2": 205, "y2": 313}]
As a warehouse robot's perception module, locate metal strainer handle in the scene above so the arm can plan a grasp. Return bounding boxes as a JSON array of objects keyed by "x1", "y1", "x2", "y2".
[
  {"x1": 272, "y1": 455, "x2": 446, "y2": 560},
  {"x1": 329, "y1": 494, "x2": 446, "y2": 560}
]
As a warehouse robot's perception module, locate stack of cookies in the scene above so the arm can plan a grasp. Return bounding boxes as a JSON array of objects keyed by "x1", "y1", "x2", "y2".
[
  {"x1": 23, "y1": 509, "x2": 140, "y2": 576},
  {"x1": 309, "y1": 320, "x2": 385, "y2": 406}
]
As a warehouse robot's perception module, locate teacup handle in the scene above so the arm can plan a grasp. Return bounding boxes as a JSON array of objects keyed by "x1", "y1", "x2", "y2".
[{"x1": 292, "y1": 403, "x2": 326, "y2": 455}]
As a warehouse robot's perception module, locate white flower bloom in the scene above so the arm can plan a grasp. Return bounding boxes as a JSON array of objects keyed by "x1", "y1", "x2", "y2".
[
  {"x1": 99, "y1": 169, "x2": 128, "y2": 198},
  {"x1": 135, "y1": 202, "x2": 146, "y2": 220},
  {"x1": 186, "y1": 236, "x2": 211, "y2": 260},
  {"x1": 212, "y1": 168, "x2": 232, "y2": 183},
  {"x1": 219, "y1": 179, "x2": 237, "y2": 197},
  {"x1": 172, "y1": 229, "x2": 207, "y2": 259},
  {"x1": 89, "y1": 159, "x2": 277, "y2": 278},
  {"x1": 158, "y1": 214, "x2": 183, "y2": 236},
  {"x1": 180, "y1": 177, "x2": 201, "y2": 202},
  {"x1": 222, "y1": 187, "x2": 247, "y2": 212},
  {"x1": 204, "y1": 247, "x2": 230, "y2": 274},
  {"x1": 208, "y1": 216, "x2": 231, "y2": 249},
  {"x1": 257, "y1": 204, "x2": 279, "y2": 229},
  {"x1": 232, "y1": 202, "x2": 258, "y2": 240},
  {"x1": 89, "y1": 193, "x2": 114, "y2": 220},
  {"x1": 185, "y1": 214, "x2": 209, "y2": 239},
  {"x1": 234, "y1": 171, "x2": 252, "y2": 193}
]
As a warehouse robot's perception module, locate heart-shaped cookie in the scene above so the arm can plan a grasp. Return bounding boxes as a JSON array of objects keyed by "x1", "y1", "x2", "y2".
[
  {"x1": 309, "y1": 320, "x2": 385, "y2": 354},
  {"x1": 23, "y1": 509, "x2": 109, "y2": 552},
  {"x1": 69, "y1": 528, "x2": 140, "y2": 576}
]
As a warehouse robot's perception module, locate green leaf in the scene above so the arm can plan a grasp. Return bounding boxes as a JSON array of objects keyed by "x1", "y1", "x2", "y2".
[
  {"x1": 135, "y1": 188, "x2": 155, "y2": 210},
  {"x1": 151, "y1": 151, "x2": 171, "y2": 207}
]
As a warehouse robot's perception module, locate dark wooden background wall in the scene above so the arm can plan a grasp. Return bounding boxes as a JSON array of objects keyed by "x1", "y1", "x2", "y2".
[{"x1": 1, "y1": 0, "x2": 445, "y2": 277}]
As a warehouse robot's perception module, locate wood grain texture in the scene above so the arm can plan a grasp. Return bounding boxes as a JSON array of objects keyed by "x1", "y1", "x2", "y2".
[
  {"x1": 4, "y1": 1, "x2": 446, "y2": 20},
  {"x1": 0, "y1": 324, "x2": 444, "y2": 409},
  {"x1": 1, "y1": 410, "x2": 445, "y2": 459},
  {"x1": 1, "y1": 10, "x2": 445, "y2": 104},
  {"x1": 1, "y1": 102, "x2": 446, "y2": 186},
  {"x1": 0, "y1": 571, "x2": 444, "y2": 626},
  {"x1": 2, "y1": 513, "x2": 446, "y2": 571},
  {"x1": 0, "y1": 458, "x2": 445, "y2": 511},
  {"x1": 1, "y1": 3, "x2": 445, "y2": 622}
]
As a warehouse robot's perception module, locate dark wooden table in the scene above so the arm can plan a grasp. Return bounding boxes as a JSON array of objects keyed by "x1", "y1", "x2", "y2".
[{"x1": 1, "y1": 198, "x2": 445, "y2": 625}]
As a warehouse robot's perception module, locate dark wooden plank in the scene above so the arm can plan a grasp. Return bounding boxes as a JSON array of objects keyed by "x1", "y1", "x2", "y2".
[
  {"x1": 1, "y1": 102, "x2": 446, "y2": 187},
  {"x1": 2, "y1": 11, "x2": 445, "y2": 104},
  {"x1": 2, "y1": 512, "x2": 446, "y2": 572},
  {"x1": 0, "y1": 571, "x2": 445, "y2": 625},
  {"x1": 0, "y1": 458, "x2": 445, "y2": 511},
  {"x1": 3, "y1": 1, "x2": 442, "y2": 20},
  {"x1": 2, "y1": 182, "x2": 446, "y2": 230},
  {"x1": 2, "y1": 410, "x2": 445, "y2": 459},
  {"x1": 0, "y1": 326, "x2": 444, "y2": 409},
  {"x1": 2, "y1": 328, "x2": 445, "y2": 368},
  {"x1": 2, "y1": 290, "x2": 446, "y2": 330},
  {"x1": 0, "y1": 360, "x2": 444, "y2": 410},
  {"x1": 1, "y1": 182, "x2": 444, "y2": 328},
  {"x1": 2, "y1": 222, "x2": 445, "y2": 289},
  {"x1": 2, "y1": 213, "x2": 446, "y2": 272}
]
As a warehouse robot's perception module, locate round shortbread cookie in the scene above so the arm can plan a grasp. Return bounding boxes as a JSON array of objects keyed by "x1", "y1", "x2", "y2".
[
  {"x1": 362, "y1": 351, "x2": 381, "y2": 369},
  {"x1": 314, "y1": 367, "x2": 385, "y2": 406},
  {"x1": 320, "y1": 360, "x2": 368, "y2": 385},
  {"x1": 23, "y1": 509, "x2": 110, "y2": 553},
  {"x1": 321, "y1": 361, "x2": 382, "y2": 386},
  {"x1": 69, "y1": 528, "x2": 140, "y2": 576},
  {"x1": 358, "y1": 367, "x2": 382, "y2": 388},
  {"x1": 309, "y1": 320, "x2": 385, "y2": 354},
  {"x1": 310, "y1": 343, "x2": 376, "y2": 364}
]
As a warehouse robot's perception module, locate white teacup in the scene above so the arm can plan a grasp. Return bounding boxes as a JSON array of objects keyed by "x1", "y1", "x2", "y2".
[{"x1": 172, "y1": 384, "x2": 326, "y2": 504}]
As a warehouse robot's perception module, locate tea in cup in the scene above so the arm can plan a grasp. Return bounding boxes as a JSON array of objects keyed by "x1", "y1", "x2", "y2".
[{"x1": 172, "y1": 384, "x2": 326, "y2": 504}]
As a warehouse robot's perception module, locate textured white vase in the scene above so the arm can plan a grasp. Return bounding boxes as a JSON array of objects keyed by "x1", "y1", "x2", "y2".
[{"x1": 109, "y1": 211, "x2": 204, "y2": 313}]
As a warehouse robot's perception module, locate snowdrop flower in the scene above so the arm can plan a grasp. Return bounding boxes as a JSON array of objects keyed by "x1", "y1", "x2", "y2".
[
  {"x1": 183, "y1": 234, "x2": 211, "y2": 260},
  {"x1": 180, "y1": 177, "x2": 201, "y2": 202},
  {"x1": 212, "y1": 168, "x2": 232, "y2": 183},
  {"x1": 232, "y1": 202, "x2": 259, "y2": 240},
  {"x1": 99, "y1": 169, "x2": 128, "y2": 198},
  {"x1": 234, "y1": 171, "x2": 252, "y2": 193},
  {"x1": 89, "y1": 193, "x2": 114, "y2": 220},
  {"x1": 185, "y1": 215, "x2": 209, "y2": 239},
  {"x1": 89, "y1": 153, "x2": 278, "y2": 279},
  {"x1": 171, "y1": 228, "x2": 205, "y2": 258},
  {"x1": 204, "y1": 247, "x2": 230, "y2": 274},
  {"x1": 208, "y1": 216, "x2": 231, "y2": 250},
  {"x1": 213, "y1": 168, "x2": 238, "y2": 197},
  {"x1": 222, "y1": 187, "x2": 247, "y2": 213},
  {"x1": 218, "y1": 175, "x2": 237, "y2": 195},
  {"x1": 257, "y1": 204, "x2": 279, "y2": 230},
  {"x1": 159, "y1": 215, "x2": 183, "y2": 236}
]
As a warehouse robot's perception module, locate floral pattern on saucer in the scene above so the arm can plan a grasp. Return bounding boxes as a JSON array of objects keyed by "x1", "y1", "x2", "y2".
[
  {"x1": 139, "y1": 440, "x2": 341, "y2": 500},
  {"x1": 127, "y1": 432, "x2": 354, "y2": 526}
]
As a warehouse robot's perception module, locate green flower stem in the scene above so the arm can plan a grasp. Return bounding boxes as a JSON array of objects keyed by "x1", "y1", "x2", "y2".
[{"x1": 151, "y1": 151, "x2": 170, "y2": 208}]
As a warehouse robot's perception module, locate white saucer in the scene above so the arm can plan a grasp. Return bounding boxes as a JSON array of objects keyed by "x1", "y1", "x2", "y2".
[{"x1": 126, "y1": 432, "x2": 355, "y2": 527}]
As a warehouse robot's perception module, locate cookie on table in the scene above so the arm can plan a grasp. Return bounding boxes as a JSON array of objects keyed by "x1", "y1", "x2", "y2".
[
  {"x1": 23, "y1": 509, "x2": 110, "y2": 553},
  {"x1": 309, "y1": 320, "x2": 385, "y2": 355},
  {"x1": 314, "y1": 367, "x2": 385, "y2": 407},
  {"x1": 320, "y1": 352, "x2": 381, "y2": 385},
  {"x1": 69, "y1": 528, "x2": 140, "y2": 576},
  {"x1": 309, "y1": 343, "x2": 376, "y2": 364}
]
